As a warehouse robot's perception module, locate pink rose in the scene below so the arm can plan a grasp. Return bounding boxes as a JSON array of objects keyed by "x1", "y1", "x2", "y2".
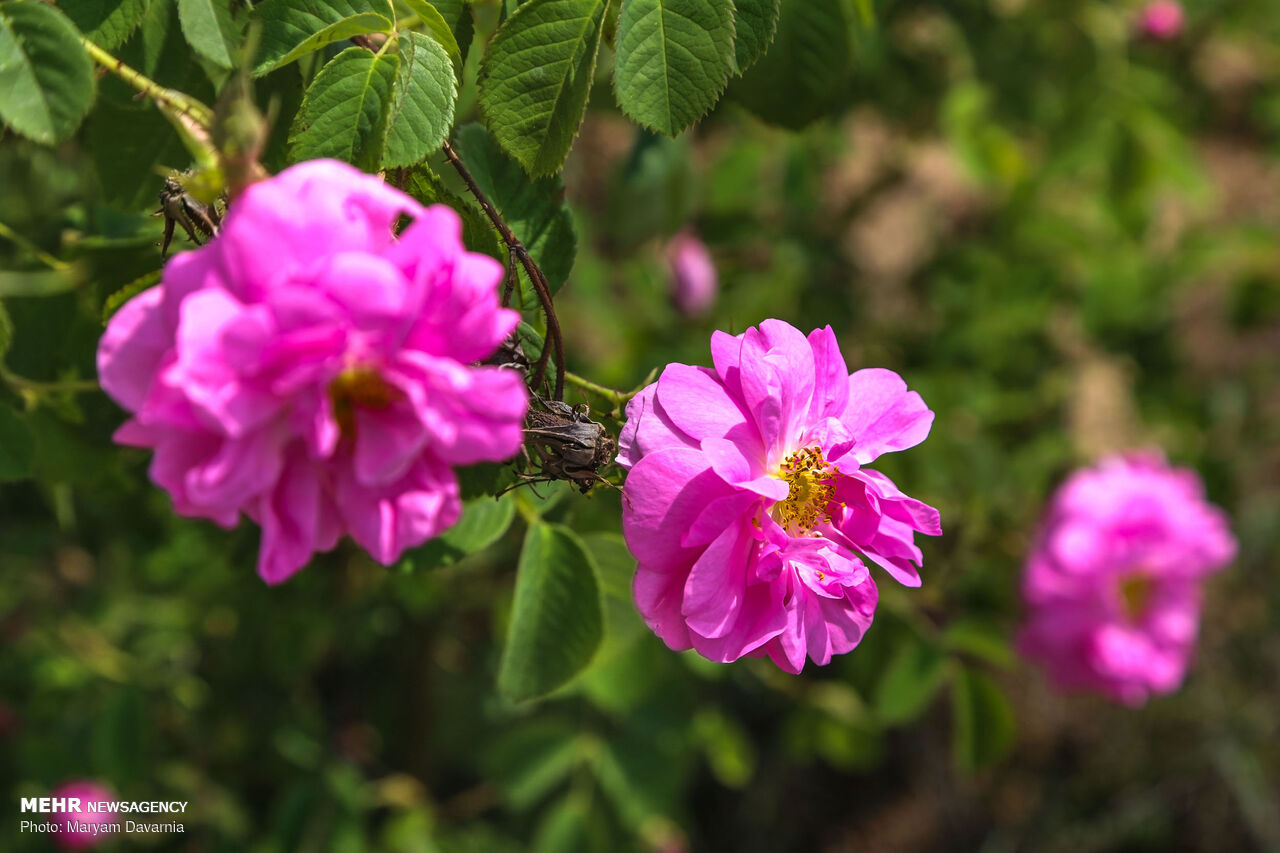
[
  {"x1": 618, "y1": 320, "x2": 940, "y2": 672},
  {"x1": 1018, "y1": 453, "x2": 1236, "y2": 705},
  {"x1": 98, "y1": 161, "x2": 529, "y2": 583}
]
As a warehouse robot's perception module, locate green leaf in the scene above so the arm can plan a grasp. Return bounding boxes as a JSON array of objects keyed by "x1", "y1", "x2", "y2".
[
  {"x1": 727, "y1": 0, "x2": 855, "y2": 129},
  {"x1": 402, "y1": 166, "x2": 503, "y2": 260},
  {"x1": 593, "y1": 730, "x2": 684, "y2": 828},
  {"x1": 942, "y1": 618, "x2": 1016, "y2": 669},
  {"x1": 177, "y1": 0, "x2": 244, "y2": 69},
  {"x1": 402, "y1": 494, "x2": 515, "y2": 569},
  {"x1": 0, "y1": 404, "x2": 35, "y2": 482},
  {"x1": 581, "y1": 532, "x2": 643, "y2": 664},
  {"x1": 59, "y1": 0, "x2": 149, "y2": 50},
  {"x1": 452, "y1": 123, "x2": 577, "y2": 291},
  {"x1": 383, "y1": 32, "x2": 456, "y2": 168},
  {"x1": 398, "y1": 0, "x2": 463, "y2": 77},
  {"x1": 0, "y1": 302, "x2": 12, "y2": 361},
  {"x1": 0, "y1": 0, "x2": 96, "y2": 144},
  {"x1": 482, "y1": 719, "x2": 582, "y2": 810},
  {"x1": 498, "y1": 523, "x2": 603, "y2": 702},
  {"x1": 873, "y1": 637, "x2": 949, "y2": 724},
  {"x1": 288, "y1": 47, "x2": 399, "y2": 170},
  {"x1": 102, "y1": 271, "x2": 162, "y2": 324},
  {"x1": 532, "y1": 793, "x2": 596, "y2": 853},
  {"x1": 424, "y1": 0, "x2": 473, "y2": 66},
  {"x1": 252, "y1": 0, "x2": 394, "y2": 76},
  {"x1": 729, "y1": 0, "x2": 779, "y2": 75},
  {"x1": 951, "y1": 667, "x2": 1016, "y2": 772},
  {"x1": 694, "y1": 709, "x2": 756, "y2": 789},
  {"x1": 613, "y1": 0, "x2": 735, "y2": 136},
  {"x1": 478, "y1": 0, "x2": 608, "y2": 176}
]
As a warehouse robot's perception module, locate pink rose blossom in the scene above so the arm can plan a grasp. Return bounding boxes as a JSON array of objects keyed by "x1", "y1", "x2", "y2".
[
  {"x1": 98, "y1": 160, "x2": 528, "y2": 583},
  {"x1": 618, "y1": 319, "x2": 940, "y2": 672},
  {"x1": 1018, "y1": 453, "x2": 1236, "y2": 706},
  {"x1": 1137, "y1": 1, "x2": 1184, "y2": 40},
  {"x1": 50, "y1": 780, "x2": 116, "y2": 849},
  {"x1": 666, "y1": 229, "x2": 717, "y2": 317}
]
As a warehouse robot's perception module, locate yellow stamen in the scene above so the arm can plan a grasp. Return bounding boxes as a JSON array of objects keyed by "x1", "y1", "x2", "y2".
[
  {"x1": 1118, "y1": 573, "x2": 1153, "y2": 621},
  {"x1": 328, "y1": 367, "x2": 397, "y2": 440},
  {"x1": 773, "y1": 445, "x2": 838, "y2": 535}
]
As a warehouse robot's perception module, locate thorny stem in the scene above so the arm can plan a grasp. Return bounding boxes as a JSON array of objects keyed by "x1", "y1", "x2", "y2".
[
  {"x1": 439, "y1": 141, "x2": 566, "y2": 401},
  {"x1": 79, "y1": 38, "x2": 215, "y2": 130}
]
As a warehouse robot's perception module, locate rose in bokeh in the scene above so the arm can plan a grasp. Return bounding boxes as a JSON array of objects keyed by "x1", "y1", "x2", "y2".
[
  {"x1": 618, "y1": 319, "x2": 940, "y2": 672},
  {"x1": 1018, "y1": 453, "x2": 1236, "y2": 706},
  {"x1": 1137, "y1": 0, "x2": 1184, "y2": 40},
  {"x1": 98, "y1": 161, "x2": 528, "y2": 584},
  {"x1": 666, "y1": 229, "x2": 717, "y2": 317},
  {"x1": 50, "y1": 780, "x2": 116, "y2": 849}
]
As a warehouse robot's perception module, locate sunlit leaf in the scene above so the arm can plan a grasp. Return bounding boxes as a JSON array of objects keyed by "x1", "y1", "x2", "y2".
[
  {"x1": 383, "y1": 32, "x2": 456, "y2": 168},
  {"x1": 252, "y1": 0, "x2": 394, "y2": 76},
  {"x1": 479, "y1": 0, "x2": 609, "y2": 176},
  {"x1": 60, "y1": 0, "x2": 149, "y2": 50},
  {"x1": 498, "y1": 523, "x2": 603, "y2": 702},
  {"x1": 0, "y1": 0, "x2": 96, "y2": 144},
  {"x1": 613, "y1": 0, "x2": 735, "y2": 136},
  {"x1": 288, "y1": 47, "x2": 398, "y2": 170},
  {"x1": 177, "y1": 0, "x2": 244, "y2": 69}
]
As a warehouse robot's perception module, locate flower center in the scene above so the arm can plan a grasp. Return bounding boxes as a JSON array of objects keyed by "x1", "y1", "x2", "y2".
[
  {"x1": 328, "y1": 367, "x2": 397, "y2": 440},
  {"x1": 774, "y1": 445, "x2": 837, "y2": 534},
  {"x1": 1118, "y1": 573, "x2": 1153, "y2": 621}
]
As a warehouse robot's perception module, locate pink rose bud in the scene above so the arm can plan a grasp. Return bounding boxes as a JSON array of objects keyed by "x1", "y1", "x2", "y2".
[
  {"x1": 1138, "y1": 1, "x2": 1184, "y2": 40},
  {"x1": 1018, "y1": 453, "x2": 1236, "y2": 706},
  {"x1": 618, "y1": 320, "x2": 939, "y2": 672},
  {"x1": 50, "y1": 780, "x2": 116, "y2": 849},
  {"x1": 666, "y1": 230, "x2": 717, "y2": 317},
  {"x1": 97, "y1": 161, "x2": 529, "y2": 584}
]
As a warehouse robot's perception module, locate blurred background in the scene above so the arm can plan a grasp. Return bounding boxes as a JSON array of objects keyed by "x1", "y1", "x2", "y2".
[{"x1": 2, "y1": 0, "x2": 1280, "y2": 850}]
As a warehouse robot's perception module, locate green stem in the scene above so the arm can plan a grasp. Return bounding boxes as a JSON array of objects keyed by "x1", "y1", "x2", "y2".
[
  {"x1": 1, "y1": 370, "x2": 100, "y2": 396},
  {"x1": 563, "y1": 367, "x2": 658, "y2": 413},
  {"x1": 0, "y1": 221, "x2": 68, "y2": 271},
  {"x1": 79, "y1": 37, "x2": 215, "y2": 130},
  {"x1": 563, "y1": 371, "x2": 627, "y2": 406}
]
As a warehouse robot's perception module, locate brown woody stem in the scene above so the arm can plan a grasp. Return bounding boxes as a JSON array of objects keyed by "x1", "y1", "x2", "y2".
[{"x1": 440, "y1": 140, "x2": 566, "y2": 400}]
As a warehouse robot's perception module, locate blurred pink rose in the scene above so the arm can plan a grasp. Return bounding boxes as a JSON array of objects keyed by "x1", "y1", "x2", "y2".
[
  {"x1": 50, "y1": 780, "x2": 116, "y2": 849},
  {"x1": 1018, "y1": 453, "x2": 1236, "y2": 706},
  {"x1": 1137, "y1": 1, "x2": 1184, "y2": 40},
  {"x1": 98, "y1": 160, "x2": 528, "y2": 583},
  {"x1": 666, "y1": 230, "x2": 717, "y2": 317}
]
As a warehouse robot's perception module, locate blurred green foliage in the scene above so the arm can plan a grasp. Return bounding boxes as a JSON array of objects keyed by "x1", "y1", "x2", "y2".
[{"x1": 2, "y1": 0, "x2": 1280, "y2": 851}]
